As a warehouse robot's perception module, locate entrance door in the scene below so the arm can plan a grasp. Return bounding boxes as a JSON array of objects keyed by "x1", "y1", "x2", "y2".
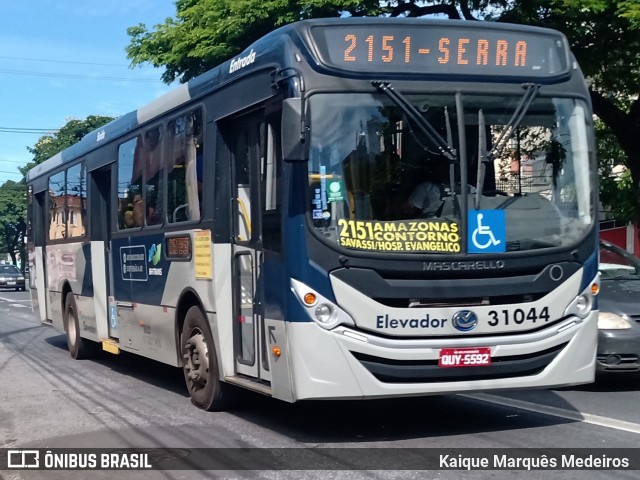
[
  {"x1": 89, "y1": 166, "x2": 116, "y2": 340},
  {"x1": 32, "y1": 190, "x2": 50, "y2": 323},
  {"x1": 228, "y1": 111, "x2": 270, "y2": 381}
]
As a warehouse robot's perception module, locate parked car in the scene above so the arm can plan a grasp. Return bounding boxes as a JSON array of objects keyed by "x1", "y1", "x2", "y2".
[
  {"x1": 597, "y1": 240, "x2": 640, "y2": 373},
  {"x1": 0, "y1": 264, "x2": 26, "y2": 291}
]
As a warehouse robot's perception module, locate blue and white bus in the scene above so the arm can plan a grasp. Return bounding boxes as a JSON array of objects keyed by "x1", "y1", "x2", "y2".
[{"x1": 27, "y1": 18, "x2": 599, "y2": 410}]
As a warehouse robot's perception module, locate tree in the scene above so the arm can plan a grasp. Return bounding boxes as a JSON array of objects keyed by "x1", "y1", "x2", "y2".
[
  {"x1": 498, "y1": 0, "x2": 640, "y2": 230},
  {"x1": 126, "y1": 0, "x2": 495, "y2": 83},
  {"x1": 3, "y1": 115, "x2": 115, "y2": 272},
  {"x1": 557, "y1": 0, "x2": 640, "y2": 27},
  {"x1": 0, "y1": 181, "x2": 27, "y2": 268},
  {"x1": 19, "y1": 115, "x2": 115, "y2": 177},
  {"x1": 596, "y1": 119, "x2": 635, "y2": 222}
]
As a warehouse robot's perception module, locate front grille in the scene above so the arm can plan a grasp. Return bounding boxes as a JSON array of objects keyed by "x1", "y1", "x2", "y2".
[
  {"x1": 375, "y1": 292, "x2": 546, "y2": 308},
  {"x1": 596, "y1": 354, "x2": 640, "y2": 372},
  {"x1": 352, "y1": 343, "x2": 567, "y2": 383}
]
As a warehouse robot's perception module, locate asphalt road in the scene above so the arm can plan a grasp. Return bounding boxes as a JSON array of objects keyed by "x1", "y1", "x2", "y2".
[{"x1": 0, "y1": 289, "x2": 639, "y2": 480}]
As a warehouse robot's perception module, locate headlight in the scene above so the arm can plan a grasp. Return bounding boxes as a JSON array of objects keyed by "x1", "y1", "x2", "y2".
[
  {"x1": 598, "y1": 312, "x2": 632, "y2": 330},
  {"x1": 291, "y1": 279, "x2": 355, "y2": 330},
  {"x1": 314, "y1": 304, "x2": 336, "y2": 324}
]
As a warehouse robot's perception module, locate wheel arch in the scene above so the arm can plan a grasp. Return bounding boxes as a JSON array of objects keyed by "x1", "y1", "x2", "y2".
[
  {"x1": 61, "y1": 280, "x2": 74, "y2": 318},
  {"x1": 174, "y1": 288, "x2": 209, "y2": 367}
]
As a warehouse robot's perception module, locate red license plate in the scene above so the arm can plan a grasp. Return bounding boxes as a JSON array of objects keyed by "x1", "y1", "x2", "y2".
[{"x1": 439, "y1": 347, "x2": 492, "y2": 368}]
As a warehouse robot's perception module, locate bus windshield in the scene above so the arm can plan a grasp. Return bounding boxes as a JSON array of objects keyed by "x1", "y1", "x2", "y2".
[{"x1": 307, "y1": 92, "x2": 594, "y2": 254}]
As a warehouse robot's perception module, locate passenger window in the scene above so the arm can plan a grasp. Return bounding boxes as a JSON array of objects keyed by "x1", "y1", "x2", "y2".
[
  {"x1": 234, "y1": 126, "x2": 253, "y2": 242},
  {"x1": 167, "y1": 109, "x2": 203, "y2": 223},
  {"x1": 118, "y1": 136, "x2": 144, "y2": 229},
  {"x1": 144, "y1": 126, "x2": 164, "y2": 226},
  {"x1": 262, "y1": 122, "x2": 282, "y2": 252},
  {"x1": 66, "y1": 163, "x2": 86, "y2": 237},
  {"x1": 48, "y1": 171, "x2": 66, "y2": 240}
]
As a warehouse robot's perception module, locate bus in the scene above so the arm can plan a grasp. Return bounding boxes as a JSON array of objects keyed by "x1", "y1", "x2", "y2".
[{"x1": 26, "y1": 17, "x2": 599, "y2": 411}]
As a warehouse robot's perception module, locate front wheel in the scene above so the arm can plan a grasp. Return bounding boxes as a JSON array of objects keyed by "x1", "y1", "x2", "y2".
[
  {"x1": 64, "y1": 292, "x2": 97, "y2": 360},
  {"x1": 180, "y1": 306, "x2": 232, "y2": 411}
]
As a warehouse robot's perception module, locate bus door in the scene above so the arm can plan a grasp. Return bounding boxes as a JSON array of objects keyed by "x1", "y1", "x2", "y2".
[
  {"x1": 89, "y1": 165, "x2": 117, "y2": 341},
  {"x1": 31, "y1": 190, "x2": 50, "y2": 323},
  {"x1": 229, "y1": 112, "x2": 270, "y2": 381}
]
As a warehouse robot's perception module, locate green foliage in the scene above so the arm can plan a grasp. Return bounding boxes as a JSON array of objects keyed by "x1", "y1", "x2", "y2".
[
  {"x1": 20, "y1": 115, "x2": 114, "y2": 177},
  {"x1": 127, "y1": 0, "x2": 389, "y2": 83},
  {"x1": 499, "y1": 1, "x2": 640, "y2": 98},
  {"x1": 597, "y1": 120, "x2": 639, "y2": 223},
  {"x1": 559, "y1": 0, "x2": 640, "y2": 27},
  {"x1": 0, "y1": 181, "x2": 27, "y2": 268},
  {"x1": 600, "y1": 169, "x2": 638, "y2": 222},
  {"x1": 1, "y1": 115, "x2": 115, "y2": 269}
]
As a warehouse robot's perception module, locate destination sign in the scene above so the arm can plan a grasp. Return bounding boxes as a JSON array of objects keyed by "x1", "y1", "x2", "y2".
[{"x1": 310, "y1": 24, "x2": 568, "y2": 78}]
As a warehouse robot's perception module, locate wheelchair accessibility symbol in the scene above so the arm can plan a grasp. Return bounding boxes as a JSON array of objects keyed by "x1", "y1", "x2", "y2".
[{"x1": 468, "y1": 210, "x2": 506, "y2": 253}]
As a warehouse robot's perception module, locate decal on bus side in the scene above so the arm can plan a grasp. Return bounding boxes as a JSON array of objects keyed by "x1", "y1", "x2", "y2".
[{"x1": 120, "y1": 245, "x2": 148, "y2": 281}]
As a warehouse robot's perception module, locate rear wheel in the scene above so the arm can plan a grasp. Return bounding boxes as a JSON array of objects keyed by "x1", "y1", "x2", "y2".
[
  {"x1": 64, "y1": 292, "x2": 97, "y2": 359},
  {"x1": 180, "y1": 305, "x2": 232, "y2": 411}
]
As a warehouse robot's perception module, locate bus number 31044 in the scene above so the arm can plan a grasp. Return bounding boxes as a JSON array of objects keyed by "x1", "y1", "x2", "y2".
[{"x1": 487, "y1": 307, "x2": 550, "y2": 327}]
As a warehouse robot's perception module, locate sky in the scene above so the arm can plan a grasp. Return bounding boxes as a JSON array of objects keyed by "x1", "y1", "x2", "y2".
[{"x1": 0, "y1": 0, "x2": 179, "y2": 185}]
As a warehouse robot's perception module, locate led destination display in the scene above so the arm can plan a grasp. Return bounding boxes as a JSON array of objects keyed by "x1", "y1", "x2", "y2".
[{"x1": 311, "y1": 24, "x2": 569, "y2": 77}]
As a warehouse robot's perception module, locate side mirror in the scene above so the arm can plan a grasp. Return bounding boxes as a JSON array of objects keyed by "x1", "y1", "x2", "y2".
[{"x1": 282, "y1": 98, "x2": 307, "y2": 162}]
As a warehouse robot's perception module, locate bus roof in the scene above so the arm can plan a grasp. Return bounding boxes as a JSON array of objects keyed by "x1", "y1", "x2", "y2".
[{"x1": 26, "y1": 17, "x2": 569, "y2": 183}]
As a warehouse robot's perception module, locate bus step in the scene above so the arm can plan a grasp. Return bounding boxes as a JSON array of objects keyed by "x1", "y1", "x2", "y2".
[
  {"x1": 101, "y1": 340, "x2": 121, "y2": 355},
  {"x1": 224, "y1": 376, "x2": 272, "y2": 396}
]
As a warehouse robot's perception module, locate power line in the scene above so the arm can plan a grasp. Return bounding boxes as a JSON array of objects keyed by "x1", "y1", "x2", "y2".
[
  {"x1": 0, "y1": 67, "x2": 161, "y2": 83},
  {"x1": 0, "y1": 127, "x2": 58, "y2": 134},
  {"x1": 0, "y1": 54, "x2": 129, "y2": 68},
  {"x1": 0, "y1": 158, "x2": 32, "y2": 164}
]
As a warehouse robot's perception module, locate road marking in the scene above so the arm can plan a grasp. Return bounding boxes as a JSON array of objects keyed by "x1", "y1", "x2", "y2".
[
  {"x1": 463, "y1": 392, "x2": 640, "y2": 435},
  {"x1": 9, "y1": 304, "x2": 29, "y2": 308},
  {"x1": 0, "y1": 296, "x2": 30, "y2": 303}
]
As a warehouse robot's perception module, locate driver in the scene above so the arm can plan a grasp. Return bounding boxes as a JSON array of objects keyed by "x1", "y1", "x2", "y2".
[{"x1": 403, "y1": 180, "x2": 443, "y2": 217}]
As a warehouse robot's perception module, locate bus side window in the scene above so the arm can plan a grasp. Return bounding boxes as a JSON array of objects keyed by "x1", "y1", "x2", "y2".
[
  {"x1": 118, "y1": 136, "x2": 144, "y2": 229},
  {"x1": 66, "y1": 163, "x2": 87, "y2": 237},
  {"x1": 167, "y1": 109, "x2": 203, "y2": 223},
  {"x1": 144, "y1": 126, "x2": 164, "y2": 226},
  {"x1": 48, "y1": 171, "x2": 66, "y2": 240},
  {"x1": 262, "y1": 122, "x2": 282, "y2": 252}
]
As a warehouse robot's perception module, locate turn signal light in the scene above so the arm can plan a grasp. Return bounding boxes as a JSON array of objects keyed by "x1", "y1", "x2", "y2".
[
  {"x1": 591, "y1": 283, "x2": 599, "y2": 295},
  {"x1": 303, "y1": 292, "x2": 317, "y2": 306},
  {"x1": 272, "y1": 346, "x2": 281, "y2": 358}
]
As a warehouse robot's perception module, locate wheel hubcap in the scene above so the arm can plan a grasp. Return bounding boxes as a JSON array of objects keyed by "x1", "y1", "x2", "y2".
[{"x1": 183, "y1": 330, "x2": 209, "y2": 390}]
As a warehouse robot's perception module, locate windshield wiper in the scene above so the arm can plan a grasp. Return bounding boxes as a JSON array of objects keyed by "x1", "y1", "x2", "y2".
[
  {"x1": 372, "y1": 81, "x2": 457, "y2": 162},
  {"x1": 475, "y1": 83, "x2": 540, "y2": 208}
]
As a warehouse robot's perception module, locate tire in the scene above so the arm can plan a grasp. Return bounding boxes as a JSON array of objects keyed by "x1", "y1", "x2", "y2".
[
  {"x1": 180, "y1": 305, "x2": 231, "y2": 411},
  {"x1": 64, "y1": 292, "x2": 97, "y2": 360}
]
